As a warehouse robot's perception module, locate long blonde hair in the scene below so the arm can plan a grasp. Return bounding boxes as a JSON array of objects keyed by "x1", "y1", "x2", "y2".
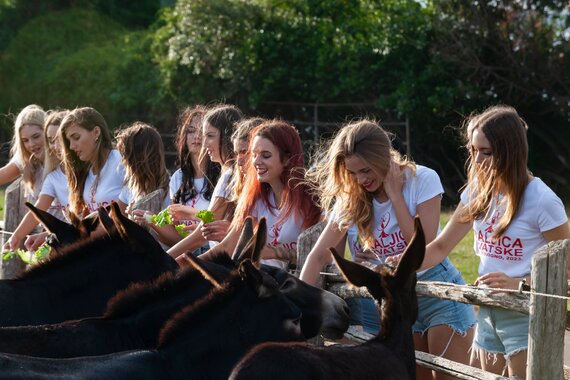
[
  {"x1": 115, "y1": 122, "x2": 169, "y2": 202},
  {"x1": 60, "y1": 107, "x2": 113, "y2": 217},
  {"x1": 459, "y1": 105, "x2": 530, "y2": 237},
  {"x1": 308, "y1": 119, "x2": 414, "y2": 249},
  {"x1": 11, "y1": 104, "x2": 46, "y2": 195}
]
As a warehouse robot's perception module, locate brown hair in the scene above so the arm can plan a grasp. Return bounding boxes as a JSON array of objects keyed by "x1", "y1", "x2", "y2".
[
  {"x1": 460, "y1": 105, "x2": 530, "y2": 237},
  {"x1": 115, "y1": 122, "x2": 170, "y2": 202},
  {"x1": 60, "y1": 107, "x2": 113, "y2": 217}
]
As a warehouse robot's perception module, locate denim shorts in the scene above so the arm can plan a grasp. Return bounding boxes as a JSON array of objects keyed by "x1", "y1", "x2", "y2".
[
  {"x1": 474, "y1": 306, "x2": 528, "y2": 357},
  {"x1": 354, "y1": 258, "x2": 476, "y2": 335},
  {"x1": 413, "y1": 257, "x2": 476, "y2": 335}
]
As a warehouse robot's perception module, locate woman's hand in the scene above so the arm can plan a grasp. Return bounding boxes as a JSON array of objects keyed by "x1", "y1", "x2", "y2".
[
  {"x1": 353, "y1": 249, "x2": 381, "y2": 264},
  {"x1": 383, "y1": 161, "x2": 405, "y2": 200},
  {"x1": 24, "y1": 232, "x2": 49, "y2": 251},
  {"x1": 4, "y1": 234, "x2": 23, "y2": 252},
  {"x1": 474, "y1": 272, "x2": 520, "y2": 290},
  {"x1": 384, "y1": 253, "x2": 402, "y2": 267},
  {"x1": 130, "y1": 209, "x2": 152, "y2": 226},
  {"x1": 168, "y1": 204, "x2": 198, "y2": 222},
  {"x1": 200, "y1": 220, "x2": 231, "y2": 242}
]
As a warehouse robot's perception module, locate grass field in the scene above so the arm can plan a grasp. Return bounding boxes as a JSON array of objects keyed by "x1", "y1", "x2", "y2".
[{"x1": 442, "y1": 209, "x2": 479, "y2": 284}]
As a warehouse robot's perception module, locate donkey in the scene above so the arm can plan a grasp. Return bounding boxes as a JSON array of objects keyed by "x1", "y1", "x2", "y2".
[
  {"x1": 0, "y1": 217, "x2": 349, "y2": 357},
  {"x1": 24, "y1": 201, "x2": 101, "y2": 252},
  {"x1": 0, "y1": 202, "x2": 178, "y2": 327},
  {"x1": 229, "y1": 217, "x2": 426, "y2": 380},
  {"x1": 0, "y1": 228, "x2": 319, "y2": 379}
]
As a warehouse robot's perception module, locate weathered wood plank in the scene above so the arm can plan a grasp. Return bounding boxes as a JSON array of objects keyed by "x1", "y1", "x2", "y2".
[
  {"x1": 415, "y1": 351, "x2": 509, "y2": 380},
  {"x1": 527, "y1": 239, "x2": 568, "y2": 380},
  {"x1": 1, "y1": 177, "x2": 27, "y2": 279},
  {"x1": 327, "y1": 281, "x2": 530, "y2": 314}
]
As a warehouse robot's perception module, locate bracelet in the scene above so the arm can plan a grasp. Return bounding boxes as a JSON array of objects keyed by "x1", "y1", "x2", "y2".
[{"x1": 518, "y1": 278, "x2": 530, "y2": 292}]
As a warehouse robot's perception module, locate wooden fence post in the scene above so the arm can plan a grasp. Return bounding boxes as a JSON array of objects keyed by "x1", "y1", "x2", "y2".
[
  {"x1": 296, "y1": 221, "x2": 325, "y2": 282},
  {"x1": 1, "y1": 177, "x2": 28, "y2": 279},
  {"x1": 527, "y1": 239, "x2": 569, "y2": 380}
]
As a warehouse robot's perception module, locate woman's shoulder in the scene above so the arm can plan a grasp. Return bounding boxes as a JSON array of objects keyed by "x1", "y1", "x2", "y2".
[
  {"x1": 405, "y1": 165, "x2": 442, "y2": 189},
  {"x1": 525, "y1": 177, "x2": 562, "y2": 202}
]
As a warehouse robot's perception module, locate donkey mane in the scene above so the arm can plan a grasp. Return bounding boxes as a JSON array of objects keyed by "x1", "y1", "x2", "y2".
[
  {"x1": 16, "y1": 233, "x2": 124, "y2": 280},
  {"x1": 103, "y1": 251, "x2": 235, "y2": 318},
  {"x1": 376, "y1": 269, "x2": 394, "y2": 340},
  {"x1": 157, "y1": 272, "x2": 243, "y2": 347}
]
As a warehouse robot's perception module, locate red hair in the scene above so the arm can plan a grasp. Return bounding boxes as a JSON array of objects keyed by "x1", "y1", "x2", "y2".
[{"x1": 232, "y1": 120, "x2": 321, "y2": 229}]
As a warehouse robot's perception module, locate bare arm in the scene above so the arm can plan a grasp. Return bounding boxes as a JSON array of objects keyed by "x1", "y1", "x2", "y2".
[
  {"x1": 4, "y1": 195, "x2": 55, "y2": 250},
  {"x1": 0, "y1": 162, "x2": 21, "y2": 187},
  {"x1": 418, "y1": 203, "x2": 472, "y2": 271},
  {"x1": 543, "y1": 222, "x2": 570, "y2": 281},
  {"x1": 167, "y1": 197, "x2": 230, "y2": 259},
  {"x1": 299, "y1": 219, "x2": 347, "y2": 286}
]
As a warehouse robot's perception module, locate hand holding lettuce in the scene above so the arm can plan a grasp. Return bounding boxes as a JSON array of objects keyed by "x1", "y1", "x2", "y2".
[
  {"x1": 147, "y1": 208, "x2": 214, "y2": 238},
  {"x1": 2, "y1": 243, "x2": 51, "y2": 265}
]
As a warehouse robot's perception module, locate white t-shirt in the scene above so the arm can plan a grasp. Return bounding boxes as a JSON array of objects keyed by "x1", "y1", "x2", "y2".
[
  {"x1": 40, "y1": 166, "x2": 69, "y2": 221},
  {"x1": 461, "y1": 177, "x2": 568, "y2": 278},
  {"x1": 211, "y1": 168, "x2": 233, "y2": 201},
  {"x1": 207, "y1": 168, "x2": 234, "y2": 249},
  {"x1": 84, "y1": 150, "x2": 126, "y2": 214},
  {"x1": 251, "y1": 191, "x2": 305, "y2": 269},
  {"x1": 168, "y1": 169, "x2": 211, "y2": 226},
  {"x1": 335, "y1": 165, "x2": 443, "y2": 266}
]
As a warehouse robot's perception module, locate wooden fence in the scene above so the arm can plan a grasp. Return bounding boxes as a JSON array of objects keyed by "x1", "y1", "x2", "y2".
[
  {"x1": 297, "y1": 222, "x2": 570, "y2": 380},
  {"x1": 0, "y1": 177, "x2": 28, "y2": 279}
]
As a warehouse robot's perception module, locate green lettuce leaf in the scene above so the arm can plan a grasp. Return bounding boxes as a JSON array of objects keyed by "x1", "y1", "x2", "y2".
[{"x1": 195, "y1": 210, "x2": 215, "y2": 224}]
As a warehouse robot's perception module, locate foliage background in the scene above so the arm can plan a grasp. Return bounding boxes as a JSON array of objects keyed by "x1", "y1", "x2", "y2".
[{"x1": 0, "y1": 0, "x2": 568, "y2": 204}]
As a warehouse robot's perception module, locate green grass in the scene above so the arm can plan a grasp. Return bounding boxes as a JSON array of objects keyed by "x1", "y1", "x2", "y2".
[{"x1": 443, "y1": 210, "x2": 479, "y2": 284}]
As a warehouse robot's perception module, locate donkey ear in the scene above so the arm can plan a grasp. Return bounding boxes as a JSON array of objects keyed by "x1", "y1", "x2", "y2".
[
  {"x1": 330, "y1": 247, "x2": 383, "y2": 298},
  {"x1": 234, "y1": 217, "x2": 267, "y2": 265},
  {"x1": 239, "y1": 259, "x2": 275, "y2": 298},
  {"x1": 78, "y1": 212, "x2": 102, "y2": 236},
  {"x1": 97, "y1": 206, "x2": 116, "y2": 236},
  {"x1": 231, "y1": 216, "x2": 255, "y2": 262},
  {"x1": 108, "y1": 202, "x2": 159, "y2": 252},
  {"x1": 250, "y1": 217, "x2": 267, "y2": 264},
  {"x1": 25, "y1": 202, "x2": 81, "y2": 245},
  {"x1": 394, "y1": 217, "x2": 425, "y2": 286},
  {"x1": 184, "y1": 254, "x2": 224, "y2": 288}
]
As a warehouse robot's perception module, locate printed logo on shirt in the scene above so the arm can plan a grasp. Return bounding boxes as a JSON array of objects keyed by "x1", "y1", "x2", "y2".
[
  {"x1": 87, "y1": 201, "x2": 111, "y2": 214},
  {"x1": 268, "y1": 222, "x2": 297, "y2": 251},
  {"x1": 476, "y1": 209, "x2": 523, "y2": 261},
  {"x1": 351, "y1": 212, "x2": 407, "y2": 261}
]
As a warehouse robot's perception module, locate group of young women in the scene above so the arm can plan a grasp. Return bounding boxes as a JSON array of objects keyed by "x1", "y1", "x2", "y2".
[{"x1": 1, "y1": 102, "x2": 567, "y2": 379}]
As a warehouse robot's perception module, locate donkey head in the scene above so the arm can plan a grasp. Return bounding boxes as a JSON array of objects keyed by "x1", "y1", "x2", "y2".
[
  {"x1": 229, "y1": 217, "x2": 350, "y2": 339},
  {"x1": 330, "y1": 217, "x2": 425, "y2": 339},
  {"x1": 26, "y1": 202, "x2": 100, "y2": 250}
]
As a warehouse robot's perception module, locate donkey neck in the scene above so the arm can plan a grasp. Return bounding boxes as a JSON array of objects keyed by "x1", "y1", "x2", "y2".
[
  {"x1": 376, "y1": 294, "x2": 417, "y2": 379},
  {"x1": 161, "y1": 287, "x2": 266, "y2": 377}
]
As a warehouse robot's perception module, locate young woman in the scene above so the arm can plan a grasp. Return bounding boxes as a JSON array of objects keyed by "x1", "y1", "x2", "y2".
[
  {"x1": 415, "y1": 105, "x2": 570, "y2": 379},
  {"x1": 299, "y1": 120, "x2": 476, "y2": 380},
  {"x1": 167, "y1": 104, "x2": 243, "y2": 262},
  {"x1": 115, "y1": 122, "x2": 170, "y2": 216},
  {"x1": 0, "y1": 104, "x2": 46, "y2": 203},
  {"x1": 200, "y1": 117, "x2": 265, "y2": 243},
  {"x1": 60, "y1": 107, "x2": 125, "y2": 219},
  {"x1": 130, "y1": 107, "x2": 212, "y2": 247},
  {"x1": 4, "y1": 109, "x2": 70, "y2": 251},
  {"x1": 200, "y1": 119, "x2": 321, "y2": 269}
]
